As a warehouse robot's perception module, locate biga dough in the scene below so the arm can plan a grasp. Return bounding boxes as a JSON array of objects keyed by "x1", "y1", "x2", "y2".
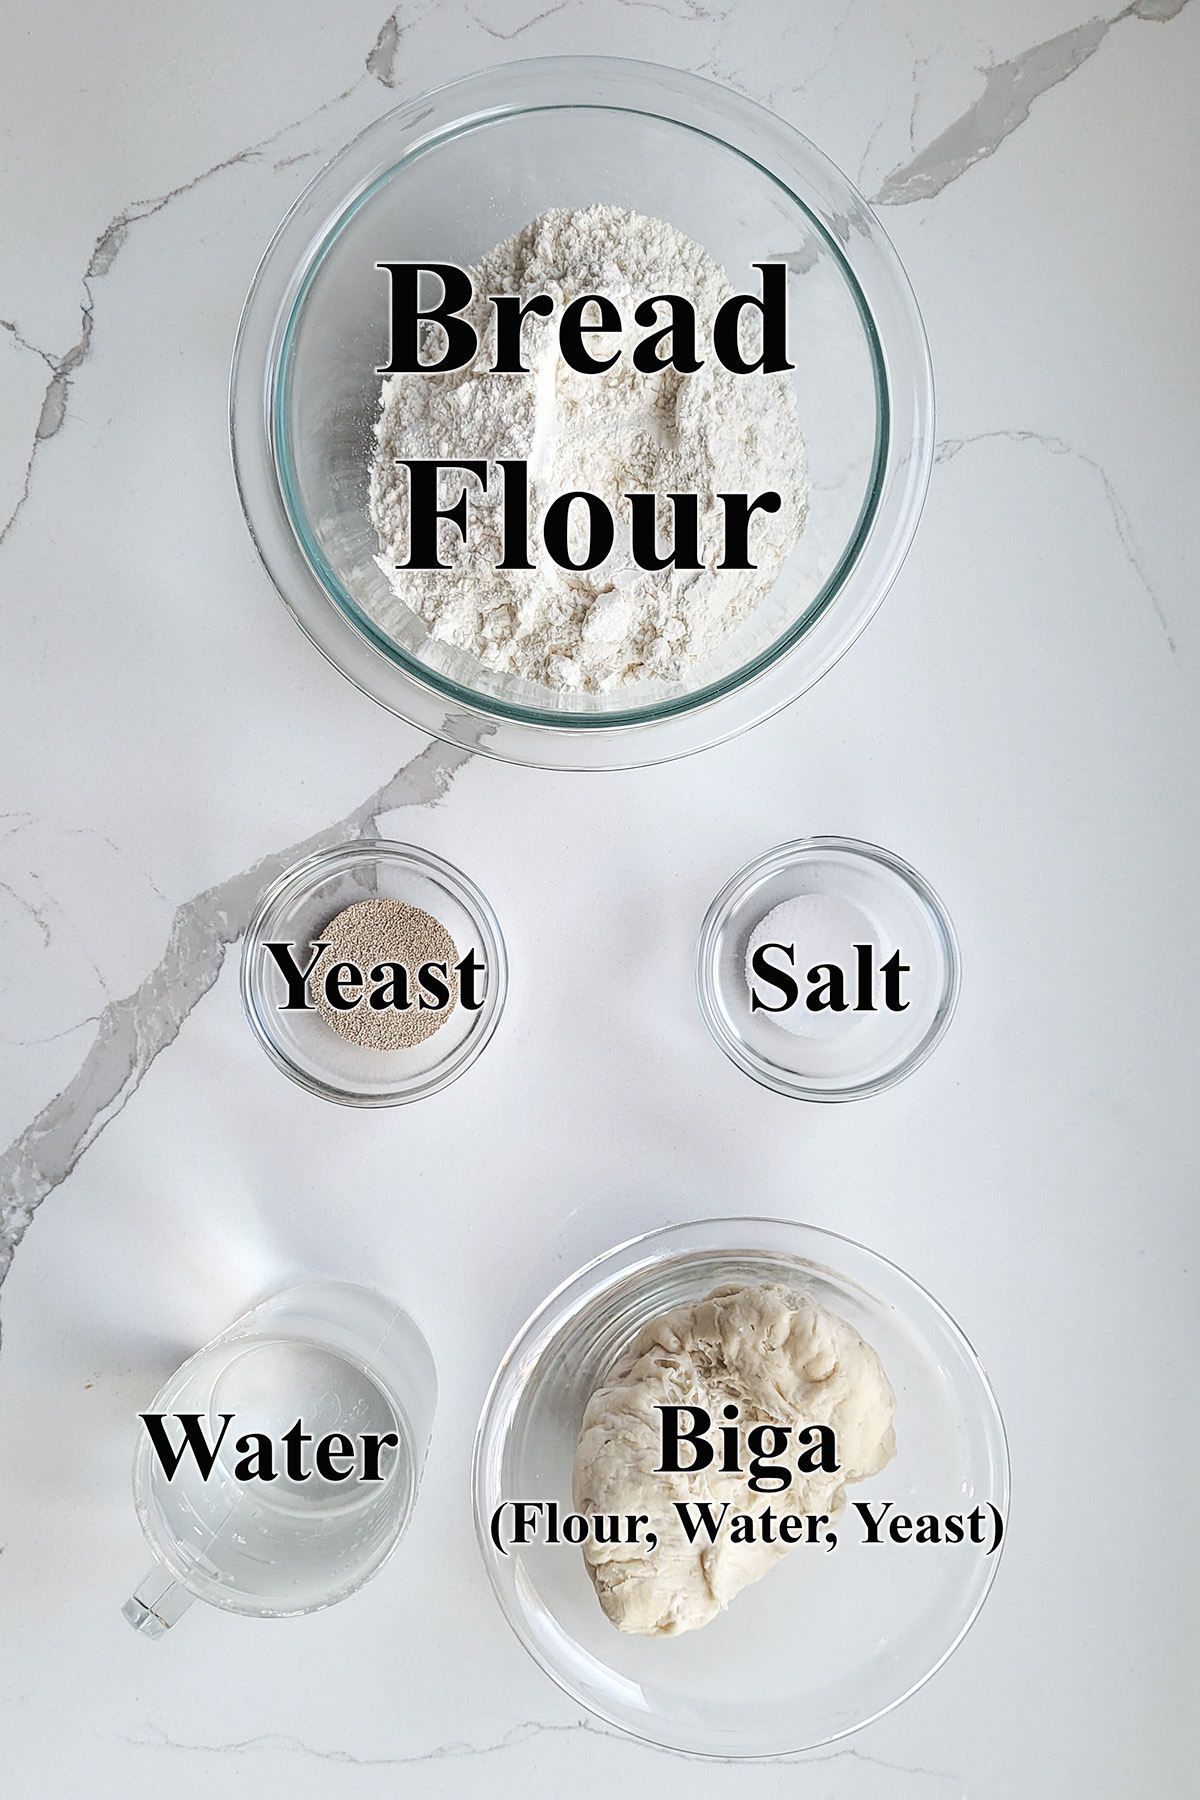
[{"x1": 572, "y1": 1282, "x2": 895, "y2": 1636}]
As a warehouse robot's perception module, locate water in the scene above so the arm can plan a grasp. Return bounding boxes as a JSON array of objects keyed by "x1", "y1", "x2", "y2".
[{"x1": 140, "y1": 1335, "x2": 413, "y2": 1613}]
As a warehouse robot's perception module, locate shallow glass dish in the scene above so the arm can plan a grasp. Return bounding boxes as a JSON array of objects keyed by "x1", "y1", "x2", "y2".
[
  {"x1": 473, "y1": 1218, "x2": 1008, "y2": 1758},
  {"x1": 231, "y1": 57, "x2": 933, "y2": 769},
  {"x1": 240, "y1": 840, "x2": 506, "y2": 1105},
  {"x1": 696, "y1": 837, "x2": 960, "y2": 1101}
]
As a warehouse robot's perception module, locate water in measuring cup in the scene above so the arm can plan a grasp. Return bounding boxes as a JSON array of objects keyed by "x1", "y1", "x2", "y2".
[{"x1": 143, "y1": 1336, "x2": 413, "y2": 1613}]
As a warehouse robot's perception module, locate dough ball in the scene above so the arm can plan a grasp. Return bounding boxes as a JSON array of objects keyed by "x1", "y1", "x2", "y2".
[{"x1": 572, "y1": 1282, "x2": 895, "y2": 1636}]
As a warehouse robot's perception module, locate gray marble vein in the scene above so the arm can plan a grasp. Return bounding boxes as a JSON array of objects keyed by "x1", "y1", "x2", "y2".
[
  {"x1": 0, "y1": 873, "x2": 53, "y2": 954},
  {"x1": 936, "y1": 428, "x2": 1176, "y2": 651},
  {"x1": 0, "y1": 4, "x2": 467, "y2": 1319},
  {"x1": 0, "y1": 739, "x2": 472, "y2": 1318},
  {"x1": 471, "y1": 0, "x2": 573, "y2": 40},
  {"x1": 794, "y1": 0, "x2": 865, "y2": 105},
  {"x1": 874, "y1": 0, "x2": 1193, "y2": 205},
  {"x1": 1, "y1": 2, "x2": 440, "y2": 546},
  {"x1": 613, "y1": 0, "x2": 731, "y2": 20},
  {"x1": 0, "y1": 70, "x2": 377, "y2": 548},
  {"x1": 367, "y1": 12, "x2": 405, "y2": 87},
  {"x1": 130, "y1": 1715, "x2": 961, "y2": 1781}
]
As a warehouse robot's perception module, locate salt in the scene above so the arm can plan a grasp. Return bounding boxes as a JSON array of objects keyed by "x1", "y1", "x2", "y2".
[{"x1": 745, "y1": 892, "x2": 878, "y2": 1039}]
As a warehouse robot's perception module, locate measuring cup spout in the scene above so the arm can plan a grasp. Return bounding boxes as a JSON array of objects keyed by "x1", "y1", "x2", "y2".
[{"x1": 121, "y1": 1565, "x2": 196, "y2": 1639}]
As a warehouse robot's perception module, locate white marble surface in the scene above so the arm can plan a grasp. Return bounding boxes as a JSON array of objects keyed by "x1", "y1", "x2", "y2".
[{"x1": 1, "y1": 2, "x2": 1197, "y2": 1794}]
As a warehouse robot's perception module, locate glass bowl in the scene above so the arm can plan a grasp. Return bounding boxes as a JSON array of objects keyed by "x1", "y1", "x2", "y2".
[
  {"x1": 696, "y1": 837, "x2": 960, "y2": 1101},
  {"x1": 472, "y1": 1219, "x2": 1008, "y2": 1757},
  {"x1": 231, "y1": 57, "x2": 933, "y2": 769},
  {"x1": 240, "y1": 840, "x2": 506, "y2": 1105}
]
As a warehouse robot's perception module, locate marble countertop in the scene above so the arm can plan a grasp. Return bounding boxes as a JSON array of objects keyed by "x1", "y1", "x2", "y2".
[{"x1": 1, "y1": 3, "x2": 1196, "y2": 1795}]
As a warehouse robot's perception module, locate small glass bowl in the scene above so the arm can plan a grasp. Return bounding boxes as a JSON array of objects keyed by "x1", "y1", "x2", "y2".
[
  {"x1": 240, "y1": 841, "x2": 506, "y2": 1106},
  {"x1": 472, "y1": 1218, "x2": 1009, "y2": 1758},
  {"x1": 696, "y1": 837, "x2": 959, "y2": 1101},
  {"x1": 230, "y1": 56, "x2": 933, "y2": 769}
]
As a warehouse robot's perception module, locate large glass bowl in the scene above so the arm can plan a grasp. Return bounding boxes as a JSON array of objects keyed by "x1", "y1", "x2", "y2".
[
  {"x1": 232, "y1": 58, "x2": 933, "y2": 769},
  {"x1": 473, "y1": 1218, "x2": 1008, "y2": 1757}
]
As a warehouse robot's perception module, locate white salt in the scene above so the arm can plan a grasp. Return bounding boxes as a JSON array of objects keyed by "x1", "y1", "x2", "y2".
[{"x1": 745, "y1": 893, "x2": 878, "y2": 1039}]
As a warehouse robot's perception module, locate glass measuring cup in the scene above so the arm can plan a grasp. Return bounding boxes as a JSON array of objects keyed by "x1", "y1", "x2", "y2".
[{"x1": 122, "y1": 1281, "x2": 436, "y2": 1636}]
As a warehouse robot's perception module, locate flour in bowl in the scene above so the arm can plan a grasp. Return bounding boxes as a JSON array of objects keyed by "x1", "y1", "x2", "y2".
[{"x1": 368, "y1": 205, "x2": 808, "y2": 693}]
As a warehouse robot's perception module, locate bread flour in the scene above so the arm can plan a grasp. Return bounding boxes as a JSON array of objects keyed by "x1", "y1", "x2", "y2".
[{"x1": 368, "y1": 206, "x2": 808, "y2": 692}]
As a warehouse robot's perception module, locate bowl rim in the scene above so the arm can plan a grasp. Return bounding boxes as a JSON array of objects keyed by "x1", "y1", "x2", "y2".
[
  {"x1": 695, "y1": 835, "x2": 961, "y2": 1101},
  {"x1": 230, "y1": 55, "x2": 934, "y2": 769},
  {"x1": 238, "y1": 837, "x2": 508, "y2": 1106},
  {"x1": 471, "y1": 1215, "x2": 1010, "y2": 1758}
]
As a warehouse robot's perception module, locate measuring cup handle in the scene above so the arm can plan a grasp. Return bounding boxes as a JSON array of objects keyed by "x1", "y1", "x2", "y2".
[{"x1": 121, "y1": 1565, "x2": 196, "y2": 1638}]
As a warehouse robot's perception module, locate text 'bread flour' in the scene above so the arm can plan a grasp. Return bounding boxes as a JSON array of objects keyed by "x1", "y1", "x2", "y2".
[{"x1": 368, "y1": 206, "x2": 808, "y2": 693}]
